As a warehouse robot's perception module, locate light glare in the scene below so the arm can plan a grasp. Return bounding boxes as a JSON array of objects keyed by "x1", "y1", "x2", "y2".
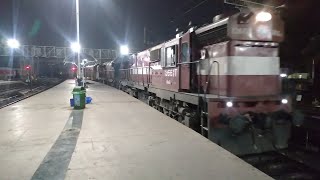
[
  {"x1": 120, "y1": 45, "x2": 129, "y2": 55},
  {"x1": 226, "y1": 101, "x2": 233, "y2": 107},
  {"x1": 7, "y1": 39, "x2": 20, "y2": 49},
  {"x1": 281, "y1": 99, "x2": 288, "y2": 104},
  {"x1": 71, "y1": 42, "x2": 81, "y2": 53},
  {"x1": 280, "y1": 73, "x2": 287, "y2": 78},
  {"x1": 256, "y1": 11, "x2": 272, "y2": 22}
]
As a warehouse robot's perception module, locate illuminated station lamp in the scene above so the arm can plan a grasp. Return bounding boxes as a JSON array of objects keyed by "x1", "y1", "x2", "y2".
[
  {"x1": 120, "y1": 45, "x2": 129, "y2": 55},
  {"x1": 71, "y1": 42, "x2": 81, "y2": 53},
  {"x1": 7, "y1": 39, "x2": 20, "y2": 49}
]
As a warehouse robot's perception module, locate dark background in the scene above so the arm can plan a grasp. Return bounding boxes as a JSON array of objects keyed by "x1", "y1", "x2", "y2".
[
  {"x1": 0, "y1": 0, "x2": 319, "y2": 69},
  {"x1": 0, "y1": 0, "x2": 231, "y2": 49}
]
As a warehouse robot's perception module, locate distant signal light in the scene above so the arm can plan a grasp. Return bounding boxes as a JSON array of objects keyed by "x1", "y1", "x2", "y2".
[{"x1": 25, "y1": 65, "x2": 31, "y2": 70}]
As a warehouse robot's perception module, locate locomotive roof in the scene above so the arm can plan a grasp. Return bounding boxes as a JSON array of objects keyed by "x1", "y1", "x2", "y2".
[
  {"x1": 137, "y1": 10, "x2": 282, "y2": 54},
  {"x1": 149, "y1": 43, "x2": 163, "y2": 51},
  {"x1": 140, "y1": 37, "x2": 178, "y2": 54},
  {"x1": 137, "y1": 16, "x2": 230, "y2": 55},
  {"x1": 195, "y1": 17, "x2": 229, "y2": 35}
]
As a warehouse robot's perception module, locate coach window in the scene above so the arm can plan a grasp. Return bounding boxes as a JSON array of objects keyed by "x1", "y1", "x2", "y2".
[
  {"x1": 181, "y1": 43, "x2": 189, "y2": 63},
  {"x1": 166, "y1": 45, "x2": 177, "y2": 67},
  {"x1": 150, "y1": 49, "x2": 160, "y2": 61}
]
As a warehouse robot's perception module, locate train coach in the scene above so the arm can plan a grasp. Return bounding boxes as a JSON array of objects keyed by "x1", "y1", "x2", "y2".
[{"x1": 88, "y1": 9, "x2": 303, "y2": 155}]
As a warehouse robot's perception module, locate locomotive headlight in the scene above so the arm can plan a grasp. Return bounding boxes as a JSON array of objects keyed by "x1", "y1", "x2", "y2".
[
  {"x1": 256, "y1": 11, "x2": 272, "y2": 22},
  {"x1": 281, "y1": 99, "x2": 288, "y2": 104},
  {"x1": 280, "y1": 73, "x2": 287, "y2": 78},
  {"x1": 226, "y1": 101, "x2": 233, "y2": 107}
]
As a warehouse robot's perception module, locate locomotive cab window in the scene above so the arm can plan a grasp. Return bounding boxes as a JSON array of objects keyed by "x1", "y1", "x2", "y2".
[
  {"x1": 165, "y1": 45, "x2": 177, "y2": 67},
  {"x1": 181, "y1": 43, "x2": 189, "y2": 63}
]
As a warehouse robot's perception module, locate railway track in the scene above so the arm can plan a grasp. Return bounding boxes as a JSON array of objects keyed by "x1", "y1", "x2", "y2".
[
  {"x1": 241, "y1": 149, "x2": 320, "y2": 180},
  {"x1": 242, "y1": 109, "x2": 320, "y2": 180},
  {"x1": 0, "y1": 79, "x2": 63, "y2": 109}
]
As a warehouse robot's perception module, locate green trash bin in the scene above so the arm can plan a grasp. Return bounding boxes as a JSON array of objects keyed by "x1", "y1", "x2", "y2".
[{"x1": 72, "y1": 86, "x2": 86, "y2": 109}]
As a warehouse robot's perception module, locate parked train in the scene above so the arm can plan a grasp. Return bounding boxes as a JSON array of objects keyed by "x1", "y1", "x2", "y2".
[
  {"x1": 0, "y1": 67, "x2": 21, "y2": 80},
  {"x1": 87, "y1": 10, "x2": 303, "y2": 155}
]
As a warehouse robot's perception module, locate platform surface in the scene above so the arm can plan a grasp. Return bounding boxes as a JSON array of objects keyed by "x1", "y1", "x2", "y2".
[{"x1": 0, "y1": 80, "x2": 271, "y2": 180}]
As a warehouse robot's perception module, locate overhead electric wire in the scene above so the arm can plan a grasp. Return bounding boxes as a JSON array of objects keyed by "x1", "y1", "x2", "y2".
[
  {"x1": 170, "y1": 0, "x2": 209, "y2": 24},
  {"x1": 182, "y1": 0, "x2": 209, "y2": 17}
]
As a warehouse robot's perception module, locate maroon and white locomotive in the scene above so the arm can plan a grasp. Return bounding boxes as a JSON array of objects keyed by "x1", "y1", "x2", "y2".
[{"x1": 94, "y1": 10, "x2": 302, "y2": 155}]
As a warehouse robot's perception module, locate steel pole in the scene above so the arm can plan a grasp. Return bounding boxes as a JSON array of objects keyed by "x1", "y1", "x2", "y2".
[
  {"x1": 82, "y1": 62, "x2": 85, "y2": 86},
  {"x1": 76, "y1": 0, "x2": 81, "y2": 83}
]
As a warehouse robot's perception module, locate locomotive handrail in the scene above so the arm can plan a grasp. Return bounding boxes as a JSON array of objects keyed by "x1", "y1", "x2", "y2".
[
  {"x1": 178, "y1": 59, "x2": 220, "y2": 135},
  {"x1": 177, "y1": 59, "x2": 220, "y2": 98},
  {"x1": 177, "y1": 60, "x2": 200, "y2": 65},
  {"x1": 148, "y1": 60, "x2": 161, "y2": 84},
  {"x1": 201, "y1": 59, "x2": 219, "y2": 135},
  {"x1": 149, "y1": 60, "x2": 161, "y2": 65},
  {"x1": 206, "y1": 60, "x2": 220, "y2": 98}
]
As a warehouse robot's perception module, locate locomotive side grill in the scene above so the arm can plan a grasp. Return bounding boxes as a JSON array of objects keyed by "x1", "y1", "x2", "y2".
[
  {"x1": 197, "y1": 25, "x2": 229, "y2": 46},
  {"x1": 195, "y1": 18, "x2": 229, "y2": 35}
]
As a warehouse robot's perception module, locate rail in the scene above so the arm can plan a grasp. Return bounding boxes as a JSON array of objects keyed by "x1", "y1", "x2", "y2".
[{"x1": 177, "y1": 61, "x2": 201, "y2": 65}]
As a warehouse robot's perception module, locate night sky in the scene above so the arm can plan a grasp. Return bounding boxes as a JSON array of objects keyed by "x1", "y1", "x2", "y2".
[
  {"x1": 0, "y1": 0, "x2": 233, "y2": 49},
  {"x1": 0, "y1": 0, "x2": 319, "y2": 67}
]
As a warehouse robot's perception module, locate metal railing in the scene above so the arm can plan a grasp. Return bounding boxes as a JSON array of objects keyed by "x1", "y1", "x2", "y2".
[
  {"x1": 0, "y1": 45, "x2": 117, "y2": 60},
  {"x1": 178, "y1": 59, "x2": 220, "y2": 98}
]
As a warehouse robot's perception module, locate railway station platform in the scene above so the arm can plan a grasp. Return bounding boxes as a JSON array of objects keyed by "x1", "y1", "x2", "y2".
[{"x1": 0, "y1": 80, "x2": 271, "y2": 180}]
